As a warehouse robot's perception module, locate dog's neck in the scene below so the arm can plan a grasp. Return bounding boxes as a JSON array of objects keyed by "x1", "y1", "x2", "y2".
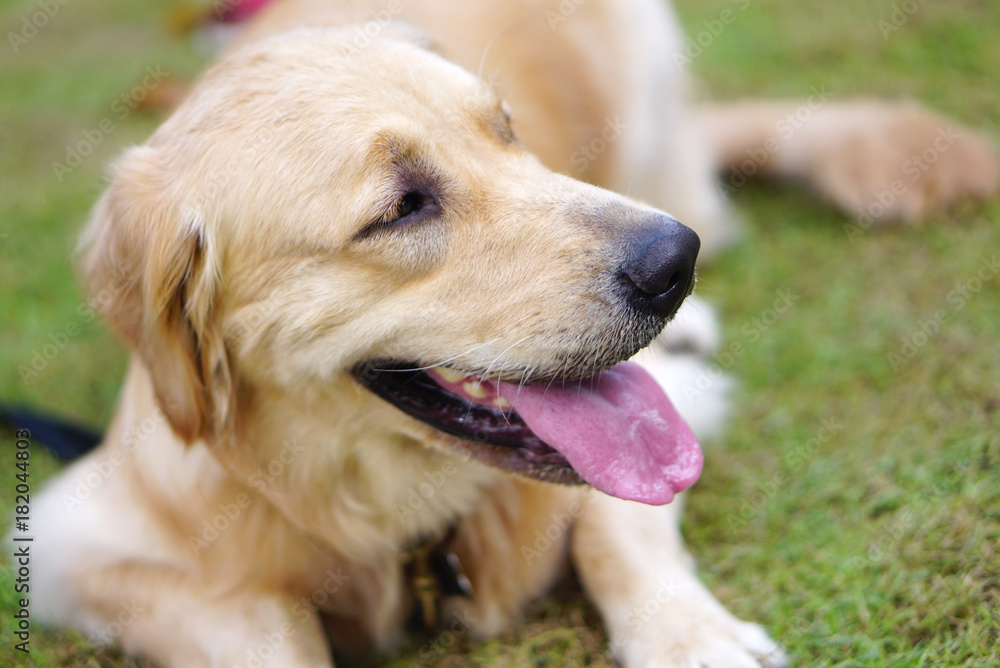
[{"x1": 121, "y1": 360, "x2": 501, "y2": 562}]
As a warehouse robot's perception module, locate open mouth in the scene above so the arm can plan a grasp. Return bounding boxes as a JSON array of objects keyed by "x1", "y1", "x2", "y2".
[{"x1": 353, "y1": 360, "x2": 703, "y2": 505}]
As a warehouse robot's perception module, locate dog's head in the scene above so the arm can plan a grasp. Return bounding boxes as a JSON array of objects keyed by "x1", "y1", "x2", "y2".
[{"x1": 83, "y1": 29, "x2": 701, "y2": 505}]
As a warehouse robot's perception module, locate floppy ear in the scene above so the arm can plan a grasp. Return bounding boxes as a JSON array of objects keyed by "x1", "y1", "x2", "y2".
[{"x1": 80, "y1": 146, "x2": 231, "y2": 444}]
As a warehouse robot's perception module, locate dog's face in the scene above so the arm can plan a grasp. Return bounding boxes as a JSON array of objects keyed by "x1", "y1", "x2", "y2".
[{"x1": 84, "y1": 29, "x2": 702, "y2": 508}]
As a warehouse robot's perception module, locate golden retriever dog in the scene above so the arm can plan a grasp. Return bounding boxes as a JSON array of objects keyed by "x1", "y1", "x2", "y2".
[{"x1": 23, "y1": 1, "x2": 996, "y2": 666}]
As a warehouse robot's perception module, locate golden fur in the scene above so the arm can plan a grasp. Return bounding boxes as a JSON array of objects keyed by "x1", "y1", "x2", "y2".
[{"x1": 24, "y1": 1, "x2": 996, "y2": 667}]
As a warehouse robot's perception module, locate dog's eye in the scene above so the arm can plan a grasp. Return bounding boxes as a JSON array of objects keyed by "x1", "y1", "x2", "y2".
[
  {"x1": 393, "y1": 192, "x2": 424, "y2": 221},
  {"x1": 355, "y1": 190, "x2": 436, "y2": 241}
]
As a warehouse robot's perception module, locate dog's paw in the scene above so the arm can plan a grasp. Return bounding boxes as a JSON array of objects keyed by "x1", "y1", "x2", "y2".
[
  {"x1": 784, "y1": 100, "x2": 998, "y2": 223},
  {"x1": 611, "y1": 581, "x2": 787, "y2": 668},
  {"x1": 620, "y1": 618, "x2": 787, "y2": 668},
  {"x1": 661, "y1": 619, "x2": 786, "y2": 668}
]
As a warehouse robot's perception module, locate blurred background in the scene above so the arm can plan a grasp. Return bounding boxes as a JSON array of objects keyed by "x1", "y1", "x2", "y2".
[{"x1": 1, "y1": 0, "x2": 998, "y2": 665}]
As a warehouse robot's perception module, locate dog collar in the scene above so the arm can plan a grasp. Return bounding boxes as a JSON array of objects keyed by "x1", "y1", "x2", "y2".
[{"x1": 401, "y1": 526, "x2": 474, "y2": 630}]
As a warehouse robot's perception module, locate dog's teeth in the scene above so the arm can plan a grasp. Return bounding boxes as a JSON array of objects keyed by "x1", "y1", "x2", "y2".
[
  {"x1": 493, "y1": 397, "x2": 511, "y2": 409},
  {"x1": 463, "y1": 381, "x2": 487, "y2": 398},
  {"x1": 435, "y1": 367, "x2": 466, "y2": 383}
]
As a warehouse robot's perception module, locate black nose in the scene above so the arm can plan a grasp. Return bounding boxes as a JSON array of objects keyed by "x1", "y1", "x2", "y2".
[{"x1": 619, "y1": 216, "x2": 700, "y2": 318}]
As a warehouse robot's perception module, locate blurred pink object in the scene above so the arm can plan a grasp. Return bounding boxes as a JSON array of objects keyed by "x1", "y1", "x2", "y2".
[{"x1": 217, "y1": 0, "x2": 275, "y2": 23}]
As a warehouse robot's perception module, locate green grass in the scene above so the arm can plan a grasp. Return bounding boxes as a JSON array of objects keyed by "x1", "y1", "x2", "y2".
[{"x1": 1, "y1": 0, "x2": 999, "y2": 666}]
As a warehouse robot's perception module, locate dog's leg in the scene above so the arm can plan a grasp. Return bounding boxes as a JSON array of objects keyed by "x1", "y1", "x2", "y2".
[
  {"x1": 573, "y1": 492, "x2": 787, "y2": 668},
  {"x1": 441, "y1": 480, "x2": 581, "y2": 638},
  {"x1": 72, "y1": 563, "x2": 333, "y2": 668},
  {"x1": 697, "y1": 99, "x2": 998, "y2": 222},
  {"x1": 571, "y1": 308, "x2": 781, "y2": 667}
]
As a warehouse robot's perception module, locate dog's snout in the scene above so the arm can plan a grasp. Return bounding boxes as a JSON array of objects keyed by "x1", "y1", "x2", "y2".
[{"x1": 620, "y1": 216, "x2": 700, "y2": 318}]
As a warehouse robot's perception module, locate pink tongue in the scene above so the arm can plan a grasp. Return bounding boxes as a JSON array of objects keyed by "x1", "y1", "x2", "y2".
[{"x1": 433, "y1": 362, "x2": 702, "y2": 505}]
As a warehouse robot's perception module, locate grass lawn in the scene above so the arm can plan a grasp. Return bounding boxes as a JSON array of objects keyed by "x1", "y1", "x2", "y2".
[{"x1": 1, "y1": 0, "x2": 998, "y2": 666}]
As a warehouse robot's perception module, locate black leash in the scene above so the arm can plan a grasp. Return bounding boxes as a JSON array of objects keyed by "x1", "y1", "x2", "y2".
[{"x1": 0, "y1": 405, "x2": 101, "y2": 460}]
